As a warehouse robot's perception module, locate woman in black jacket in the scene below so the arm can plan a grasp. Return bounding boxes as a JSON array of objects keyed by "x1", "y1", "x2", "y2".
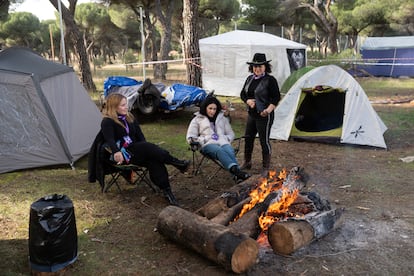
[
  {"x1": 101, "y1": 93, "x2": 189, "y2": 205},
  {"x1": 240, "y1": 53, "x2": 281, "y2": 177}
]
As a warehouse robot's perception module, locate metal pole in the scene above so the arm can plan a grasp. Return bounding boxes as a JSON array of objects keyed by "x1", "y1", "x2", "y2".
[
  {"x1": 139, "y1": 6, "x2": 146, "y2": 79},
  {"x1": 57, "y1": 0, "x2": 66, "y2": 65}
]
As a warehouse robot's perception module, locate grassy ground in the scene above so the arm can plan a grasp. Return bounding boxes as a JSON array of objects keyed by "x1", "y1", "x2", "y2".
[{"x1": 0, "y1": 66, "x2": 413, "y2": 275}]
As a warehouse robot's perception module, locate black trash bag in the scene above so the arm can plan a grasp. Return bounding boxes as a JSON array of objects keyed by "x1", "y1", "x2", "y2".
[{"x1": 29, "y1": 194, "x2": 78, "y2": 272}]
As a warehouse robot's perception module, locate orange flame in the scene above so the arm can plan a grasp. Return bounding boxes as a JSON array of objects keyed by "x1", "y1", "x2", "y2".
[
  {"x1": 258, "y1": 187, "x2": 299, "y2": 231},
  {"x1": 233, "y1": 168, "x2": 302, "y2": 237},
  {"x1": 234, "y1": 169, "x2": 287, "y2": 221}
]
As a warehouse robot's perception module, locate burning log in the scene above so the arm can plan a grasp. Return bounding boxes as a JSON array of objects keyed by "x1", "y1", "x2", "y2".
[
  {"x1": 228, "y1": 167, "x2": 308, "y2": 239},
  {"x1": 202, "y1": 167, "x2": 307, "y2": 227},
  {"x1": 195, "y1": 175, "x2": 263, "y2": 219},
  {"x1": 228, "y1": 191, "x2": 278, "y2": 239},
  {"x1": 268, "y1": 208, "x2": 344, "y2": 255},
  {"x1": 210, "y1": 197, "x2": 251, "y2": 225},
  {"x1": 157, "y1": 206, "x2": 259, "y2": 274}
]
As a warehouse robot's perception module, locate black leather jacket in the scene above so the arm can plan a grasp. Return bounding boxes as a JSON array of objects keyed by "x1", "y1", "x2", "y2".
[{"x1": 240, "y1": 74, "x2": 281, "y2": 116}]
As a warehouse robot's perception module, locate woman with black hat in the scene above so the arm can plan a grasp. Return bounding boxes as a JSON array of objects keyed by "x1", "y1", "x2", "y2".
[
  {"x1": 186, "y1": 95, "x2": 250, "y2": 182},
  {"x1": 240, "y1": 53, "x2": 281, "y2": 177}
]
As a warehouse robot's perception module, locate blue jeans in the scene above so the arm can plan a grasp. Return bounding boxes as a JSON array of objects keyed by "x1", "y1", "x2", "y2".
[{"x1": 201, "y1": 144, "x2": 238, "y2": 171}]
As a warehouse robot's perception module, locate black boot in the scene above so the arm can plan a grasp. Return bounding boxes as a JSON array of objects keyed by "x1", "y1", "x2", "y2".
[
  {"x1": 163, "y1": 187, "x2": 179, "y2": 206},
  {"x1": 230, "y1": 165, "x2": 251, "y2": 182},
  {"x1": 261, "y1": 154, "x2": 271, "y2": 177},
  {"x1": 240, "y1": 144, "x2": 253, "y2": 170},
  {"x1": 169, "y1": 158, "x2": 190, "y2": 173},
  {"x1": 240, "y1": 159, "x2": 252, "y2": 170}
]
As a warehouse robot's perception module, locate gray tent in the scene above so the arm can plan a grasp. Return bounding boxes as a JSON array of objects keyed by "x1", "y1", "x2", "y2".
[{"x1": 0, "y1": 47, "x2": 102, "y2": 173}]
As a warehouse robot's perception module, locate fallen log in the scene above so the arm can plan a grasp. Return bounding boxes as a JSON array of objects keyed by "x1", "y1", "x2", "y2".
[
  {"x1": 210, "y1": 197, "x2": 251, "y2": 225},
  {"x1": 195, "y1": 175, "x2": 263, "y2": 219},
  {"x1": 157, "y1": 206, "x2": 259, "y2": 274},
  {"x1": 268, "y1": 208, "x2": 344, "y2": 255}
]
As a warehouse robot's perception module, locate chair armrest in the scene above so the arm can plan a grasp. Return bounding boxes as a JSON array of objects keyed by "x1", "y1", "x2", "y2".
[
  {"x1": 188, "y1": 137, "x2": 201, "y2": 151},
  {"x1": 190, "y1": 141, "x2": 200, "y2": 151}
]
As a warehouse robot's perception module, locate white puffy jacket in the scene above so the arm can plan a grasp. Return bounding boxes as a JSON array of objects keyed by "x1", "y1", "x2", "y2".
[{"x1": 186, "y1": 111, "x2": 234, "y2": 147}]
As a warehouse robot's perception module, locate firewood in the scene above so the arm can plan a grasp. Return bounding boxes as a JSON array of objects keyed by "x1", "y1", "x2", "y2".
[
  {"x1": 195, "y1": 175, "x2": 263, "y2": 218},
  {"x1": 210, "y1": 197, "x2": 251, "y2": 225},
  {"x1": 157, "y1": 206, "x2": 259, "y2": 274},
  {"x1": 228, "y1": 167, "x2": 308, "y2": 239},
  {"x1": 229, "y1": 192, "x2": 278, "y2": 239},
  {"x1": 268, "y1": 208, "x2": 344, "y2": 255},
  {"x1": 267, "y1": 220, "x2": 314, "y2": 255}
]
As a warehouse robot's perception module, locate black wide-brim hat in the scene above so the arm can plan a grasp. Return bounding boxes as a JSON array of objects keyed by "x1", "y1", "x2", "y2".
[{"x1": 247, "y1": 53, "x2": 271, "y2": 65}]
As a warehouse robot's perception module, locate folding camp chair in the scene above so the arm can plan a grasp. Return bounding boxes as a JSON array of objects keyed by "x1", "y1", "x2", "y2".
[
  {"x1": 98, "y1": 143, "x2": 157, "y2": 193},
  {"x1": 190, "y1": 137, "x2": 244, "y2": 184}
]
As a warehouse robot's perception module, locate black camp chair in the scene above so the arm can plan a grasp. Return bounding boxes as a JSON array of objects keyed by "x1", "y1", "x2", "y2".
[
  {"x1": 99, "y1": 144, "x2": 158, "y2": 193},
  {"x1": 88, "y1": 131, "x2": 157, "y2": 193},
  {"x1": 190, "y1": 137, "x2": 244, "y2": 184}
]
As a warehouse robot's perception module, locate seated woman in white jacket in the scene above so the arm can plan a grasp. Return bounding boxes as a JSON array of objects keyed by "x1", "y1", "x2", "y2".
[{"x1": 186, "y1": 95, "x2": 250, "y2": 182}]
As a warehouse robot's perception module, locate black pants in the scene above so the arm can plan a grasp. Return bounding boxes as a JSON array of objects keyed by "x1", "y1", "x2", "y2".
[
  {"x1": 129, "y1": 142, "x2": 173, "y2": 190},
  {"x1": 244, "y1": 112, "x2": 274, "y2": 157}
]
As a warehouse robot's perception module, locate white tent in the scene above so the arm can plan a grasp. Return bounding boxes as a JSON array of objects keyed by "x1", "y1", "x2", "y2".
[
  {"x1": 270, "y1": 65, "x2": 388, "y2": 149},
  {"x1": 199, "y1": 30, "x2": 307, "y2": 97}
]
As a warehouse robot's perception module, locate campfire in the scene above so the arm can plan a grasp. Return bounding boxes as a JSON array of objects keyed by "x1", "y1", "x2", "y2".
[{"x1": 157, "y1": 167, "x2": 343, "y2": 274}]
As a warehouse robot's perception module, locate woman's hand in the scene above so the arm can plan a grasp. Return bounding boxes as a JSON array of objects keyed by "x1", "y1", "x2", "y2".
[
  {"x1": 260, "y1": 110, "x2": 269, "y2": 117},
  {"x1": 114, "y1": 151, "x2": 124, "y2": 164},
  {"x1": 246, "y1": 99, "x2": 256, "y2": 109},
  {"x1": 260, "y1": 104, "x2": 276, "y2": 117},
  {"x1": 260, "y1": 108, "x2": 272, "y2": 117}
]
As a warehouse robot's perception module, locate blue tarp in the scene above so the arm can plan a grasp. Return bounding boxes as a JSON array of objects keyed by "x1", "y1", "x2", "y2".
[
  {"x1": 159, "y1": 83, "x2": 207, "y2": 111},
  {"x1": 102, "y1": 76, "x2": 207, "y2": 112},
  {"x1": 103, "y1": 76, "x2": 142, "y2": 97}
]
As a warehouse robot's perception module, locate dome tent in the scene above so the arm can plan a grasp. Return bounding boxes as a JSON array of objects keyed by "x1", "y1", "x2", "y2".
[
  {"x1": 270, "y1": 65, "x2": 387, "y2": 149},
  {"x1": 0, "y1": 47, "x2": 102, "y2": 173},
  {"x1": 199, "y1": 30, "x2": 307, "y2": 97}
]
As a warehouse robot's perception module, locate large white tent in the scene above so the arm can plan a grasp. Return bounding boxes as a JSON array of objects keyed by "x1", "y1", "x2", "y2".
[{"x1": 199, "y1": 30, "x2": 307, "y2": 97}]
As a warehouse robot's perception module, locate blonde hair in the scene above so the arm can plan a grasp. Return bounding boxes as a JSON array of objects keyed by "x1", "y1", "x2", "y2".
[{"x1": 102, "y1": 93, "x2": 135, "y2": 128}]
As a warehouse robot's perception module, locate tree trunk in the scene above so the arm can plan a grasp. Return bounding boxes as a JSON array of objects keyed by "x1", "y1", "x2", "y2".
[
  {"x1": 157, "y1": 206, "x2": 259, "y2": 274},
  {"x1": 154, "y1": 0, "x2": 174, "y2": 80},
  {"x1": 183, "y1": 0, "x2": 202, "y2": 87},
  {"x1": 49, "y1": 0, "x2": 96, "y2": 92},
  {"x1": 300, "y1": 0, "x2": 338, "y2": 54}
]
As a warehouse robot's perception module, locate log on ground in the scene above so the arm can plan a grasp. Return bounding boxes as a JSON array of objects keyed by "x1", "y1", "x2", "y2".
[
  {"x1": 195, "y1": 175, "x2": 263, "y2": 219},
  {"x1": 157, "y1": 206, "x2": 259, "y2": 274},
  {"x1": 268, "y1": 208, "x2": 344, "y2": 255}
]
